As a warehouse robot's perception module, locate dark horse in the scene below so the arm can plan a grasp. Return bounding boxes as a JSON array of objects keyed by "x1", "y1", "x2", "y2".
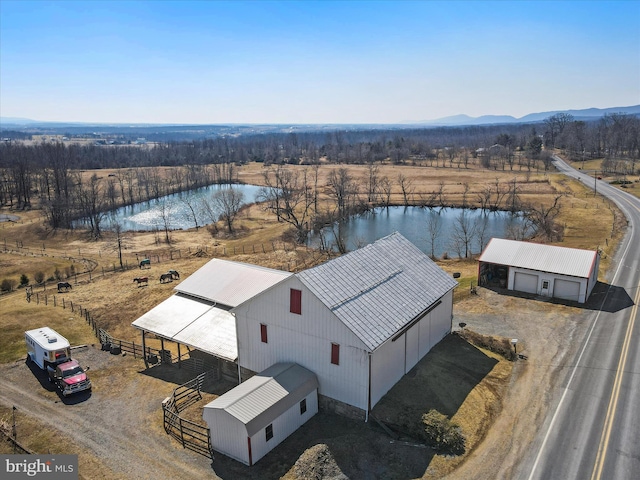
[
  {"x1": 159, "y1": 273, "x2": 173, "y2": 283},
  {"x1": 139, "y1": 258, "x2": 151, "y2": 269},
  {"x1": 167, "y1": 269, "x2": 180, "y2": 279},
  {"x1": 133, "y1": 276, "x2": 148, "y2": 286},
  {"x1": 57, "y1": 282, "x2": 72, "y2": 293}
]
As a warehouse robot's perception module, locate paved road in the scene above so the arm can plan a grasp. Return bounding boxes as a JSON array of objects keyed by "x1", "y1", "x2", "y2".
[{"x1": 519, "y1": 156, "x2": 640, "y2": 479}]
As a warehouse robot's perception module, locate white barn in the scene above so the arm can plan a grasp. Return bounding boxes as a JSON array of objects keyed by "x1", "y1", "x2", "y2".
[
  {"x1": 478, "y1": 238, "x2": 600, "y2": 303},
  {"x1": 234, "y1": 232, "x2": 458, "y2": 419},
  {"x1": 203, "y1": 363, "x2": 318, "y2": 466}
]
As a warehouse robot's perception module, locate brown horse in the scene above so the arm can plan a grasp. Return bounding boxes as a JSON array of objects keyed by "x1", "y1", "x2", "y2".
[{"x1": 133, "y1": 276, "x2": 148, "y2": 286}]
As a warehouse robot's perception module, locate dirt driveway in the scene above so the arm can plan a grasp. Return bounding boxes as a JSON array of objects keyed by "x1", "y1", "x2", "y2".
[{"x1": 0, "y1": 286, "x2": 594, "y2": 479}]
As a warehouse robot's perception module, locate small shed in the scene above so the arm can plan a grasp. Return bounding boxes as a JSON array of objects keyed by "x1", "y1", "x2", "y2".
[
  {"x1": 478, "y1": 238, "x2": 600, "y2": 303},
  {"x1": 203, "y1": 363, "x2": 318, "y2": 466}
]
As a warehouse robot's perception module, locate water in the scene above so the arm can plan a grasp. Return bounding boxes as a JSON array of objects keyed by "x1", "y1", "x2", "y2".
[
  {"x1": 310, "y1": 207, "x2": 528, "y2": 258},
  {"x1": 82, "y1": 184, "x2": 264, "y2": 231}
]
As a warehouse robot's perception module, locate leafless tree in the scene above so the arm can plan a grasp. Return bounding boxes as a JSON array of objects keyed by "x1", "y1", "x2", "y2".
[
  {"x1": 425, "y1": 209, "x2": 442, "y2": 259},
  {"x1": 523, "y1": 193, "x2": 565, "y2": 241},
  {"x1": 158, "y1": 200, "x2": 173, "y2": 244},
  {"x1": 212, "y1": 186, "x2": 244, "y2": 234},
  {"x1": 397, "y1": 173, "x2": 414, "y2": 207},
  {"x1": 181, "y1": 197, "x2": 200, "y2": 230},
  {"x1": 449, "y1": 210, "x2": 476, "y2": 258}
]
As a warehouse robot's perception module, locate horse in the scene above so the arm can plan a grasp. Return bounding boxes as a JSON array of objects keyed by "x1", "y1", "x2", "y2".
[
  {"x1": 167, "y1": 269, "x2": 180, "y2": 280},
  {"x1": 159, "y1": 273, "x2": 173, "y2": 283},
  {"x1": 139, "y1": 258, "x2": 151, "y2": 269},
  {"x1": 57, "y1": 282, "x2": 72, "y2": 293},
  {"x1": 133, "y1": 276, "x2": 148, "y2": 286}
]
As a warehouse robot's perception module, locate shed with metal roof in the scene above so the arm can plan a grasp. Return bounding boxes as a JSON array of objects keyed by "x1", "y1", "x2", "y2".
[
  {"x1": 203, "y1": 363, "x2": 318, "y2": 466},
  {"x1": 478, "y1": 238, "x2": 600, "y2": 303}
]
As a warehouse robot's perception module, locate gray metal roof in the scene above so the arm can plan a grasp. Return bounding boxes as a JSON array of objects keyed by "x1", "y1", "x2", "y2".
[
  {"x1": 478, "y1": 238, "x2": 598, "y2": 278},
  {"x1": 297, "y1": 232, "x2": 458, "y2": 351},
  {"x1": 131, "y1": 293, "x2": 237, "y2": 361},
  {"x1": 174, "y1": 259, "x2": 292, "y2": 307},
  {"x1": 204, "y1": 363, "x2": 318, "y2": 436}
]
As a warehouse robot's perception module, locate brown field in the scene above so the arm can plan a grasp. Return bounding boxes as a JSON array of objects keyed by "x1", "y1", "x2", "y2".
[{"x1": 0, "y1": 158, "x2": 627, "y2": 478}]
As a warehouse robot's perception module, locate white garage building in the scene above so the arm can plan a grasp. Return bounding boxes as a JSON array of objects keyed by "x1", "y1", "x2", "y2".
[{"x1": 478, "y1": 238, "x2": 600, "y2": 303}]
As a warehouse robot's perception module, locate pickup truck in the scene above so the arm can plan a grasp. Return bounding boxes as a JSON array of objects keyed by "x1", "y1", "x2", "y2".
[{"x1": 48, "y1": 359, "x2": 92, "y2": 397}]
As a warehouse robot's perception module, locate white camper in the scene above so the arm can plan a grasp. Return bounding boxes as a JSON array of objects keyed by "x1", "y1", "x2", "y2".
[{"x1": 25, "y1": 327, "x2": 72, "y2": 371}]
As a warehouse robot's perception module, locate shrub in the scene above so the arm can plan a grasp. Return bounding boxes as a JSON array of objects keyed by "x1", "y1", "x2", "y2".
[
  {"x1": 422, "y1": 409, "x2": 466, "y2": 455},
  {"x1": 34, "y1": 271, "x2": 45, "y2": 284},
  {"x1": 54, "y1": 268, "x2": 63, "y2": 281},
  {"x1": 1, "y1": 278, "x2": 16, "y2": 292},
  {"x1": 20, "y1": 274, "x2": 29, "y2": 286}
]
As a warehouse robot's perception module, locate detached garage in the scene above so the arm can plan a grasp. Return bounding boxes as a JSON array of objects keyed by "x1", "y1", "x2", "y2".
[
  {"x1": 478, "y1": 238, "x2": 600, "y2": 303},
  {"x1": 203, "y1": 363, "x2": 318, "y2": 466}
]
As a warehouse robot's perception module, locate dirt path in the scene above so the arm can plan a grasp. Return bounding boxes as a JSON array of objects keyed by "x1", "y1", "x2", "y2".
[{"x1": 0, "y1": 347, "x2": 214, "y2": 480}]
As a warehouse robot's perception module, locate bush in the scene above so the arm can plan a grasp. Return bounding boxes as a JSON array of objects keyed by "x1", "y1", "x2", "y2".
[
  {"x1": 1, "y1": 278, "x2": 16, "y2": 292},
  {"x1": 34, "y1": 271, "x2": 45, "y2": 284},
  {"x1": 422, "y1": 409, "x2": 466, "y2": 455},
  {"x1": 20, "y1": 274, "x2": 29, "y2": 286}
]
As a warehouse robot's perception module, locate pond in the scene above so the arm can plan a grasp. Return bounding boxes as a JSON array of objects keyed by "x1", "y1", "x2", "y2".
[
  {"x1": 84, "y1": 184, "x2": 264, "y2": 231},
  {"x1": 309, "y1": 207, "x2": 529, "y2": 259}
]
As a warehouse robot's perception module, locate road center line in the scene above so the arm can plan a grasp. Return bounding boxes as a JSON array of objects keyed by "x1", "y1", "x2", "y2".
[{"x1": 590, "y1": 283, "x2": 640, "y2": 480}]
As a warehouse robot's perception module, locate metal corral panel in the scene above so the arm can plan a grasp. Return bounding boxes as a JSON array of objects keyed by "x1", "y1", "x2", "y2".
[
  {"x1": 205, "y1": 363, "x2": 318, "y2": 436},
  {"x1": 479, "y1": 238, "x2": 598, "y2": 278},
  {"x1": 131, "y1": 293, "x2": 237, "y2": 361},
  {"x1": 297, "y1": 232, "x2": 457, "y2": 351},
  {"x1": 553, "y1": 279, "x2": 582, "y2": 302},
  {"x1": 174, "y1": 259, "x2": 292, "y2": 307}
]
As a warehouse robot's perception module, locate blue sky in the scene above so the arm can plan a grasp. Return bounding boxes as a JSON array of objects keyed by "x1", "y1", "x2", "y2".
[{"x1": 1, "y1": 0, "x2": 639, "y2": 124}]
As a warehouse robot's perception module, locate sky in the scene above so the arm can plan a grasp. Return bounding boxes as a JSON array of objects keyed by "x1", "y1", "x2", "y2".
[{"x1": 1, "y1": 0, "x2": 639, "y2": 124}]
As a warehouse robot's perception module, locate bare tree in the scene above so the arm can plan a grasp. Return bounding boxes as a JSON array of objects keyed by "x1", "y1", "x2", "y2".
[
  {"x1": 425, "y1": 210, "x2": 442, "y2": 259},
  {"x1": 181, "y1": 197, "x2": 200, "y2": 230},
  {"x1": 523, "y1": 194, "x2": 565, "y2": 241},
  {"x1": 449, "y1": 210, "x2": 476, "y2": 258},
  {"x1": 327, "y1": 168, "x2": 359, "y2": 221},
  {"x1": 397, "y1": 173, "x2": 414, "y2": 207},
  {"x1": 158, "y1": 200, "x2": 173, "y2": 244},
  {"x1": 212, "y1": 186, "x2": 244, "y2": 234}
]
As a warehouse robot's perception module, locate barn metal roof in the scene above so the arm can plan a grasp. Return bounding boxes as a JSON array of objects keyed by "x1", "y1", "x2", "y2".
[
  {"x1": 204, "y1": 363, "x2": 318, "y2": 436},
  {"x1": 297, "y1": 232, "x2": 458, "y2": 351},
  {"x1": 174, "y1": 258, "x2": 292, "y2": 307},
  {"x1": 478, "y1": 238, "x2": 598, "y2": 279},
  {"x1": 131, "y1": 293, "x2": 237, "y2": 362}
]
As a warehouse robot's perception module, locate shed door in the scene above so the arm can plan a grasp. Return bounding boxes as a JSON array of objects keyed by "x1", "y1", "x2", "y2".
[
  {"x1": 514, "y1": 272, "x2": 538, "y2": 294},
  {"x1": 553, "y1": 279, "x2": 581, "y2": 302}
]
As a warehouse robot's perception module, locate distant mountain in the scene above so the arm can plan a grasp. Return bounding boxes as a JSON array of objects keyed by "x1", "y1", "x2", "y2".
[
  {"x1": 0, "y1": 116, "x2": 38, "y2": 125},
  {"x1": 415, "y1": 105, "x2": 640, "y2": 126}
]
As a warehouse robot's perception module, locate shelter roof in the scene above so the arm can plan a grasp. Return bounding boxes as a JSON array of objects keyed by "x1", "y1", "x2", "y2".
[{"x1": 174, "y1": 259, "x2": 292, "y2": 307}]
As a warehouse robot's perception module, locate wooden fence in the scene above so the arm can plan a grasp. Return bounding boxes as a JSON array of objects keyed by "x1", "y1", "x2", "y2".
[{"x1": 162, "y1": 371, "x2": 219, "y2": 459}]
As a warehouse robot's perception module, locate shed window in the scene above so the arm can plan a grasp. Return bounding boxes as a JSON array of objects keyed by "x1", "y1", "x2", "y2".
[
  {"x1": 542, "y1": 281, "x2": 549, "y2": 289},
  {"x1": 331, "y1": 343, "x2": 340, "y2": 365},
  {"x1": 300, "y1": 398, "x2": 307, "y2": 415},
  {"x1": 265, "y1": 424, "x2": 273, "y2": 441},
  {"x1": 290, "y1": 289, "x2": 302, "y2": 314},
  {"x1": 260, "y1": 324, "x2": 268, "y2": 343}
]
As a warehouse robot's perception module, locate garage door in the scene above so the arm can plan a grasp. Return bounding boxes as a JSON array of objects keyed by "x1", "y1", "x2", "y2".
[
  {"x1": 514, "y1": 272, "x2": 538, "y2": 294},
  {"x1": 553, "y1": 279, "x2": 581, "y2": 302}
]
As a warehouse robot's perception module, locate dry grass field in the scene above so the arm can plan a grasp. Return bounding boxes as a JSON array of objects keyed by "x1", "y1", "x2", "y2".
[{"x1": 0, "y1": 157, "x2": 628, "y2": 479}]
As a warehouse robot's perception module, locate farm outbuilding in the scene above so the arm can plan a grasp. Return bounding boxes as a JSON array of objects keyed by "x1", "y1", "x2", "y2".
[
  {"x1": 234, "y1": 232, "x2": 458, "y2": 419},
  {"x1": 203, "y1": 362, "x2": 318, "y2": 466},
  {"x1": 478, "y1": 238, "x2": 600, "y2": 303}
]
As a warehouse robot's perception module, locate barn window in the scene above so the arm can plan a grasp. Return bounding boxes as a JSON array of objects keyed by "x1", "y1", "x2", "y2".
[
  {"x1": 331, "y1": 343, "x2": 340, "y2": 365},
  {"x1": 265, "y1": 424, "x2": 273, "y2": 441},
  {"x1": 260, "y1": 324, "x2": 268, "y2": 343},
  {"x1": 290, "y1": 288, "x2": 302, "y2": 314},
  {"x1": 300, "y1": 398, "x2": 307, "y2": 415}
]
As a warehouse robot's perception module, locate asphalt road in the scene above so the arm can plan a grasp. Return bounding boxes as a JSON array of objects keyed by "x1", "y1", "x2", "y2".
[{"x1": 519, "y1": 156, "x2": 640, "y2": 479}]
